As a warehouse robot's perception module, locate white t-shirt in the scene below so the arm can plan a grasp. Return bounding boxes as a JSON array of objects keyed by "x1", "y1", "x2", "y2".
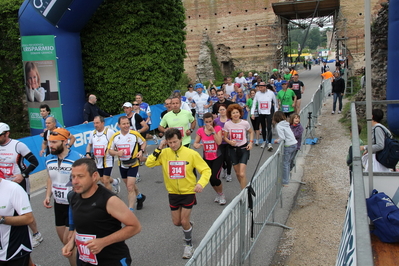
[
  {"x1": 223, "y1": 119, "x2": 251, "y2": 147},
  {"x1": 225, "y1": 84, "x2": 235, "y2": 97},
  {"x1": 234, "y1": 77, "x2": 246, "y2": 88},
  {"x1": 88, "y1": 127, "x2": 115, "y2": 169}
]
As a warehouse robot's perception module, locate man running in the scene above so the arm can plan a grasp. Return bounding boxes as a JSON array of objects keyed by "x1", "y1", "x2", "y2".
[
  {"x1": 43, "y1": 127, "x2": 83, "y2": 266},
  {"x1": 146, "y1": 128, "x2": 211, "y2": 259},
  {"x1": 62, "y1": 158, "x2": 141, "y2": 266},
  {"x1": 289, "y1": 74, "x2": 305, "y2": 114},
  {"x1": 86, "y1": 116, "x2": 120, "y2": 192},
  {"x1": 0, "y1": 122, "x2": 43, "y2": 248},
  {"x1": 108, "y1": 116, "x2": 147, "y2": 211}
]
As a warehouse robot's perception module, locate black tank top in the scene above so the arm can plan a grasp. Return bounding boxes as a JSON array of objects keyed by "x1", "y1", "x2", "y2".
[{"x1": 71, "y1": 185, "x2": 131, "y2": 265}]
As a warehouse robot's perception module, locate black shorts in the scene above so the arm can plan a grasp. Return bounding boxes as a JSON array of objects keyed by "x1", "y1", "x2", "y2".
[
  {"x1": 119, "y1": 166, "x2": 139, "y2": 179},
  {"x1": 228, "y1": 144, "x2": 250, "y2": 165},
  {"x1": 98, "y1": 167, "x2": 112, "y2": 177},
  {"x1": 54, "y1": 201, "x2": 69, "y2": 227},
  {"x1": 293, "y1": 90, "x2": 302, "y2": 100},
  {"x1": 169, "y1": 194, "x2": 197, "y2": 211}
]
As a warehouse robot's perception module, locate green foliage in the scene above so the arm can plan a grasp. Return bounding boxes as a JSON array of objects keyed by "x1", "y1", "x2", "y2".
[
  {"x1": 0, "y1": 0, "x2": 29, "y2": 135},
  {"x1": 206, "y1": 41, "x2": 224, "y2": 84},
  {"x1": 81, "y1": 0, "x2": 186, "y2": 114}
]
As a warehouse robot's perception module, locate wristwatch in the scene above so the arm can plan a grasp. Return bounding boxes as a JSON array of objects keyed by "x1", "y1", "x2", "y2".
[
  {"x1": 0, "y1": 216, "x2": 5, "y2": 225},
  {"x1": 190, "y1": 129, "x2": 194, "y2": 133},
  {"x1": 21, "y1": 172, "x2": 27, "y2": 178}
]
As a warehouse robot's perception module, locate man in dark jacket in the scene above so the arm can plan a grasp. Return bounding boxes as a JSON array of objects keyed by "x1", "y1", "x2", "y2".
[
  {"x1": 331, "y1": 71, "x2": 345, "y2": 114},
  {"x1": 83, "y1": 94, "x2": 111, "y2": 123}
]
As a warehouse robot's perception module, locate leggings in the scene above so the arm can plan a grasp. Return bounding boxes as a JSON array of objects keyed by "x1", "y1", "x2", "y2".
[
  {"x1": 219, "y1": 143, "x2": 232, "y2": 175},
  {"x1": 259, "y1": 114, "x2": 273, "y2": 143},
  {"x1": 205, "y1": 156, "x2": 223, "y2": 187}
]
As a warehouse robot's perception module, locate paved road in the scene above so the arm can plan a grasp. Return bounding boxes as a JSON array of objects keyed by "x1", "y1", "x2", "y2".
[{"x1": 29, "y1": 64, "x2": 331, "y2": 266}]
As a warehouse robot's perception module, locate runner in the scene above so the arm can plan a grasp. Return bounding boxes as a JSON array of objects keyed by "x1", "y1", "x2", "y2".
[
  {"x1": 63, "y1": 158, "x2": 141, "y2": 266},
  {"x1": 193, "y1": 112, "x2": 226, "y2": 205},
  {"x1": 43, "y1": 127, "x2": 83, "y2": 266},
  {"x1": 214, "y1": 105, "x2": 233, "y2": 181},
  {"x1": 223, "y1": 104, "x2": 254, "y2": 189},
  {"x1": 145, "y1": 128, "x2": 211, "y2": 259},
  {"x1": 108, "y1": 116, "x2": 147, "y2": 211},
  {"x1": 0, "y1": 122, "x2": 43, "y2": 248},
  {"x1": 85, "y1": 116, "x2": 120, "y2": 192}
]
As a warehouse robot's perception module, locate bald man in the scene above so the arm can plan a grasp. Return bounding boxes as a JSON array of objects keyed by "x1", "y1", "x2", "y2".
[
  {"x1": 40, "y1": 117, "x2": 75, "y2": 157},
  {"x1": 83, "y1": 94, "x2": 111, "y2": 123}
]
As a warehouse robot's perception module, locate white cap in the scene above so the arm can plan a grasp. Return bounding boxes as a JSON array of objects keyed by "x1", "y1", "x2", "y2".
[
  {"x1": 0, "y1": 123, "x2": 10, "y2": 135},
  {"x1": 254, "y1": 73, "x2": 258, "y2": 76},
  {"x1": 122, "y1": 102, "x2": 132, "y2": 108}
]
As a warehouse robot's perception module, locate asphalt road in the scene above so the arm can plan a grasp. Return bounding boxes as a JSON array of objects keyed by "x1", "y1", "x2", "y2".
[{"x1": 30, "y1": 64, "x2": 330, "y2": 266}]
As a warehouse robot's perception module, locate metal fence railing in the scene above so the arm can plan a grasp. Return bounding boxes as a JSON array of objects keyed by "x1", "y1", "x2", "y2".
[{"x1": 185, "y1": 79, "x2": 333, "y2": 266}]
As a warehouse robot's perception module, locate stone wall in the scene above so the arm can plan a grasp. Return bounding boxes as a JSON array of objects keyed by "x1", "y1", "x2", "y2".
[{"x1": 182, "y1": 0, "x2": 384, "y2": 82}]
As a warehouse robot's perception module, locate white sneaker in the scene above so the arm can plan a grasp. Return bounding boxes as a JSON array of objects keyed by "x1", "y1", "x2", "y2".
[
  {"x1": 338, "y1": 110, "x2": 341, "y2": 114},
  {"x1": 331, "y1": 111, "x2": 335, "y2": 114},
  {"x1": 219, "y1": 194, "x2": 226, "y2": 205},
  {"x1": 267, "y1": 143, "x2": 273, "y2": 151},
  {"x1": 221, "y1": 169, "x2": 227, "y2": 179},
  {"x1": 255, "y1": 139, "x2": 259, "y2": 146},
  {"x1": 183, "y1": 245, "x2": 194, "y2": 259},
  {"x1": 260, "y1": 142, "x2": 266, "y2": 149},
  {"x1": 112, "y1": 178, "x2": 121, "y2": 194},
  {"x1": 153, "y1": 135, "x2": 159, "y2": 145},
  {"x1": 136, "y1": 172, "x2": 141, "y2": 183},
  {"x1": 226, "y1": 175, "x2": 232, "y2": 182},
  {"x1": 32, "y1": 231, "x2": 43, "y2": 248},
  {"x1": 214, "y1": 195, "x2": 220, "y2": 203}
]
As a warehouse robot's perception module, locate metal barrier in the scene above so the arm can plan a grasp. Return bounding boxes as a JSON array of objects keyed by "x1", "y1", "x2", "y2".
[{"x1": 185, "y1": 79, "x2": 333, "y2": 266}]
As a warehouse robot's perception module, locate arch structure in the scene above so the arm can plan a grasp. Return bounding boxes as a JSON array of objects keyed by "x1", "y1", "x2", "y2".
[{"x1": 19, "y1": 0, "x2": 104, "y2": 135}]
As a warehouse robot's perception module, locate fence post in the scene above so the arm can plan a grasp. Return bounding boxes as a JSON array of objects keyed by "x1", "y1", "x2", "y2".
[{"x1": 240, "y1": 198, "x2": 246, "y2": 265}]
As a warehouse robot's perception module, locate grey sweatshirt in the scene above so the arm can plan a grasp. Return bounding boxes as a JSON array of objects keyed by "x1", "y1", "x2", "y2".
[{"x1": 275, "y1": 120, "x2": 298, "y2": 146}]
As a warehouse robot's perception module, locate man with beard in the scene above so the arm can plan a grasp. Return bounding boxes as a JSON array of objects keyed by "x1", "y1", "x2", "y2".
[{"x1": 44, "y1": 128, "x2": 83, "y2": 266}]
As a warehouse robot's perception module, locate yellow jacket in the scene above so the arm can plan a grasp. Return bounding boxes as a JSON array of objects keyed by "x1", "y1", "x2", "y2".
[{"x1": 145, "y1": 145, "x2": 211, "y2": 194}]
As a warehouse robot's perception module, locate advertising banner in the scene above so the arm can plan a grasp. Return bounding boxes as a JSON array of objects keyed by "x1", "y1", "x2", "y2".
[{"x1": 21, "y1": 35, "x2": 64, "y2": 131}]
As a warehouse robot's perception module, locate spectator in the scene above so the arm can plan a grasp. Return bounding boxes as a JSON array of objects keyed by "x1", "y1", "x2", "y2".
[
  {"x1": 83, "y1": 94, "x2": 111, "y2": 123},
  {"x1": 331, "y1": 71, "x2": 345, "y2": 114}
]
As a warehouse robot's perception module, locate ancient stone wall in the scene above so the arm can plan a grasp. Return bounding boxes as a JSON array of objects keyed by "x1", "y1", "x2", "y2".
[{"x1": 182, "y1": 0, "x2": 385, "y2": 82}]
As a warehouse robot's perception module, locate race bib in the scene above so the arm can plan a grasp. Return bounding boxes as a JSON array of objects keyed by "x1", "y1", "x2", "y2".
[
  {"x1": 168, "y1": 161, "x2": 186, "y2": 179},
  {"x1": 93, "y1": 145, "x2": 105, "y2": 158},
  {"x1": 231, "y1": 129, "x2": 244, "y2": 141},
  {"x1": 260, "y1": 102, "x2": 269, "y2": 110},
  {"x1": 116, "y1": 144, "x2": 130, "y2": 159},
  {"x1": 76, "y1": 233, "x2": 98, "y2": 265},
  {"x1": 0, "y1": 163, "x2": 14, "y2": 178},
  {"x1": 52, "y1": 183, "x2": 72, "y2": 205},
  {"x1": 282, "y1": 105, "x2": 290, "y2": 112},
  {"x1": 203, "y1": 140, "x2": 217, "y2": 153},
  {"x1": 173, "y1": 127, "x2": 184, "y2": 137},
  {"x1": 292, "y1": 84, "x2": 300, "y2": 90}
]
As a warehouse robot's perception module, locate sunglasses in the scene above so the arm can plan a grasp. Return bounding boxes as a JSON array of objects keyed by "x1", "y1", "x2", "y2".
[
  {"x1": 133, "y1": 104, "x2": 140, "y2": 106},
  {"x1": 0, "y1": 133, "x2": 5, "y2": 136},
  {"x1": 50, "y1": 131, "x2": 69, "y2": 139}
]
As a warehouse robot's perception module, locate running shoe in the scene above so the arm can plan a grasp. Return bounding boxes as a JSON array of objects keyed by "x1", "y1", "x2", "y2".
[
  {"x1": 136, "y1": 194, "x2": 146, "y2": 210},
  {"x1": 226, "y1": 175, "x2": 232, "y2": 182},
  {"x1": 32, "y1": 232, "x2": 43, "y2": 248},
  {"x1": 214, "y1": 194, "x2": 220, "y2": 203},
  {"x1": 255, "y1": 139, "x2": 259, "y2": 146},
  {"x1": 260, "y1": 142, "x2": 266, "y2": 149},
  {"x1": 222, "y1": 169, "x2": 227, "y2": 179},
  {"x1": 153, "y1": 135, "x2": 159, "y2": 145},
  {"x1": 267, "y1": 143, "x2": 273, "y2": 151},
  {"x1": 219, "y1": 194, "x2": 226, "y2": 205},
  {"x1": 112, "y1": 178, "x2": 121, "y2": 194},
  {"x1": 331, "y1": 111, "x2": 335, "y2": 114},
  {"x1": 338, "y1": 110, "x2": 341, "y2": 114},
  {"x1": 183, "y1": 245, "x2": 194, "y2": 259}
]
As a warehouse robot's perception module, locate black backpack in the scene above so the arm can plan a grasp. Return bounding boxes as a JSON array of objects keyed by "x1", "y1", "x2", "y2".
[{"x1": 374, "y1": 125, "x2": 399, "y2": 169}]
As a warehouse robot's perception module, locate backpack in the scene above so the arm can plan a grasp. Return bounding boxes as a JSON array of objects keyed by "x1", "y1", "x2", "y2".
[
  {"x1": 374, "y1": 125, "x2": 399, "y2": 169},
  {"x1": 366, "y1": 189, "x2": 399, "y2": 243}
]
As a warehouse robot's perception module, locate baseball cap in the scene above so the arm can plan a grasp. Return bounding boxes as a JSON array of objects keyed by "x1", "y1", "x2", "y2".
[
  {"x1": 254, "y1": 73, "x2": 258, "y2": 76},
  {"x1": 49, "y1": 128, "x2": 70, "y2": 141},
  {"x1": 195, "y1": 83, "x2": 204, "y2": 89},
  {"x1": 273, "y1": 68, "x2": 278, "y2": 72},
  {"x1": 234, "y1": 83, "x2": 241, "y2": 88},
  {"x1": 0, "y1": 123, "x2": 10, "y2": 135},
  {"x1": 122, "y1": 102, "x2": 132, "y2": 108},
  {"x1": 281, "y1": 80, "x2": 288, "y2": 84}
]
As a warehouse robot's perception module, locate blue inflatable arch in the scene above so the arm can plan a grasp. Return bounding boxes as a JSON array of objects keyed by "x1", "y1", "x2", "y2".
[{"x1": 19, "y1": 0, "x2": 104, "y2": 135}]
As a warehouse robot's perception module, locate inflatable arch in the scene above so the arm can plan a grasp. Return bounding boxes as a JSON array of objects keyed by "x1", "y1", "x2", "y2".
[{"x1": 19, "y1": 0, "x2": 104, "y2": 135}]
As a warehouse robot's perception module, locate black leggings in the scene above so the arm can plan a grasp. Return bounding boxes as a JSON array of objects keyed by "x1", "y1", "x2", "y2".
[
  {"x1": 259, "y1": 114, "x2": 273, "y2": 143},
  {"x1": 219, "y1": 143, "x2": 232, "y2": 175},
  {"x1": 250, "y1": 116, "x2": 260, "y2": 131},
  {"x1": 205, "y1": 156, "x2": 223, "y2": 187},
  {"x1": 0, "y1": 255, "x2": 30, "y2": 266}
]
